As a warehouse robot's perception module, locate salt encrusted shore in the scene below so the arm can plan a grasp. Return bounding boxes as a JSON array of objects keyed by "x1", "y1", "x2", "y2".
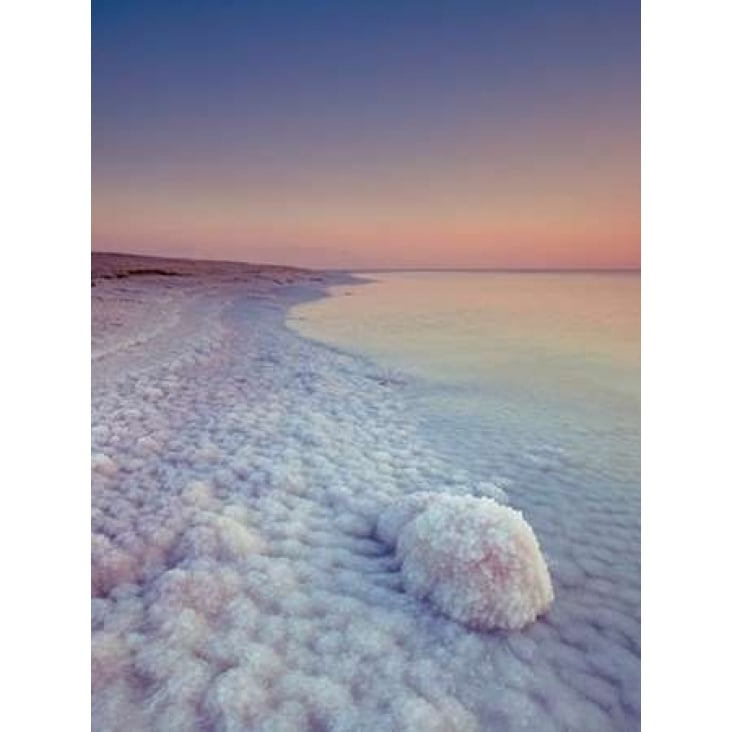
[
  {"x1": 91, "y1": 254, "x2": 638, "y2": 731},
  {"x1": 92, "y1": 253, "x2": 315, "y2": 361}
]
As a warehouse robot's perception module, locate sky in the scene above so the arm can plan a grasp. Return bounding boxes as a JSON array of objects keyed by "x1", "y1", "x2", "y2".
[{"x1": 92, "y1": 0, "x2": 639, "y2": 269}]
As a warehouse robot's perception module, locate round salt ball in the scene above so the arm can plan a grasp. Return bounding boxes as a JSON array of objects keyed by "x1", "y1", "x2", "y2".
[{"x1": 396, "y1": 495, "x2": 554, "y2": 631}]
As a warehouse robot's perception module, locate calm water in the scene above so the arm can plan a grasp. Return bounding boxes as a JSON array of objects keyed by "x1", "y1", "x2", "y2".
[
  {"x1": 291, "y1": 271, "x2": 641, "y2": 729},
  {"x1": 290, "y1": 271, "x2": 640, "y2": 487}
]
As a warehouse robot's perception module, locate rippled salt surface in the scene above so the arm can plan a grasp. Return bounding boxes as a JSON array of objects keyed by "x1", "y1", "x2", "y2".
[{"x1": 92, "y1": 277, "x2": 639, "y2": 731}]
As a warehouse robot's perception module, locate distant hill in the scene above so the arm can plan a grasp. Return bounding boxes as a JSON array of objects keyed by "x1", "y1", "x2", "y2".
[{"x1": 91, "y1": 251, "x2": 313, "y2": 286}]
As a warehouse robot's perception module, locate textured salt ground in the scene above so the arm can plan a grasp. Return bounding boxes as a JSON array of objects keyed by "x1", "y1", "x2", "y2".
[{"x1": 91, "y1": 275, "x2": 640, "y2": 732}]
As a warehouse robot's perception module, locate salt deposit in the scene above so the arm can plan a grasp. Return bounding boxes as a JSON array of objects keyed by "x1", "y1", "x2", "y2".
[
  {"x1": 381, "y1": 494, "x2": 553, "y2": 630},
  {"x1": 91, "y1": 258, "x2": 639, "y2": 731}
]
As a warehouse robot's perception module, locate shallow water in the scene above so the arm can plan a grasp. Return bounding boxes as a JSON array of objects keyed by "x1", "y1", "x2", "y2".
[
  {"x1": 290, "y1": 271, "x2": 639, "y2": 482},
  {"x1": 290, "y1": 271, "x2": 641, "y2": 728},
  {"x1": 91, "y1": 274, "x2": 640, "y2": 732}
]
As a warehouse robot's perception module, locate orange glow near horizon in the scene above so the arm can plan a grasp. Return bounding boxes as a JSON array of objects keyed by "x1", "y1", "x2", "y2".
[
  {"x1": 93, "y1": 2, "x2": 638, "y2": 269},
  {"x1": 93, "y1": 116, "x2": 638, "y2": 269}
]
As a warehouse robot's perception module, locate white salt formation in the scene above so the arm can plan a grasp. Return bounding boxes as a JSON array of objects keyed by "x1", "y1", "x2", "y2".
[
  {"x1": 91, "y1": 254, "x2": 640, "y2": 732},
  {"x1": 381, "y1": 495, "x2": 554, "y2": 630}
]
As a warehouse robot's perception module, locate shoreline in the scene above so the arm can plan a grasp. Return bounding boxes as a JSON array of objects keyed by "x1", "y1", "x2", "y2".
[{"x1": 92, "y1": 258, "x2": 638, "y2": 731}]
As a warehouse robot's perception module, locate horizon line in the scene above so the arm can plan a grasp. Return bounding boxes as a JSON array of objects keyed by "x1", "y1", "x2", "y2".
[
  {"x1": 340, "y1": 267, "x2": 641, "y2": 274},
  {"x1": 92, "y1": 251, "x2": 640, "y2": 275}
]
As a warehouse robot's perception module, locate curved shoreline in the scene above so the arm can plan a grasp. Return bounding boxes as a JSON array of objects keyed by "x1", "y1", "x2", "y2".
[{"x1": 92, "y1": 271, "x2": 638, "y2": 731}]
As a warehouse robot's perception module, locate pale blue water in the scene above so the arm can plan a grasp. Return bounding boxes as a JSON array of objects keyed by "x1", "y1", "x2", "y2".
[
  {"x1": 291, "y1": 271, "x2": 639, "y2": 486},
  {"x1": 289, "y1": 271, "x2": 641, "y2": 729}
]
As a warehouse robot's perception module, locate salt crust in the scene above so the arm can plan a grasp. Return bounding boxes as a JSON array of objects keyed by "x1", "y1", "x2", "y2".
[{"x1": 92, "y1": 272, "x2": 639, "y2": 731}]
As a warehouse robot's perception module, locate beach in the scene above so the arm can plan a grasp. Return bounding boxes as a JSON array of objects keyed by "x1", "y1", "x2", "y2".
[{"x1": 92, "y1": 255, "x2": 639, "y2": 732}]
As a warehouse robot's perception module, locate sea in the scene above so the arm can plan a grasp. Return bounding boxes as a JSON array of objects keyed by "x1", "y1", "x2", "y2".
[
  {"x1": 289, "y1": 270, "x2": 641, "y2": 725},
  {"x1": 290, "y1": 271, "x2": 639, "y2": 487}
]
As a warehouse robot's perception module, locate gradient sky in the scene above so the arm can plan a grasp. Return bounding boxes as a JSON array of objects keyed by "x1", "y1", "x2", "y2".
[{"x1": 93, "y1": 0, "x2": 639, "y2": 269}]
